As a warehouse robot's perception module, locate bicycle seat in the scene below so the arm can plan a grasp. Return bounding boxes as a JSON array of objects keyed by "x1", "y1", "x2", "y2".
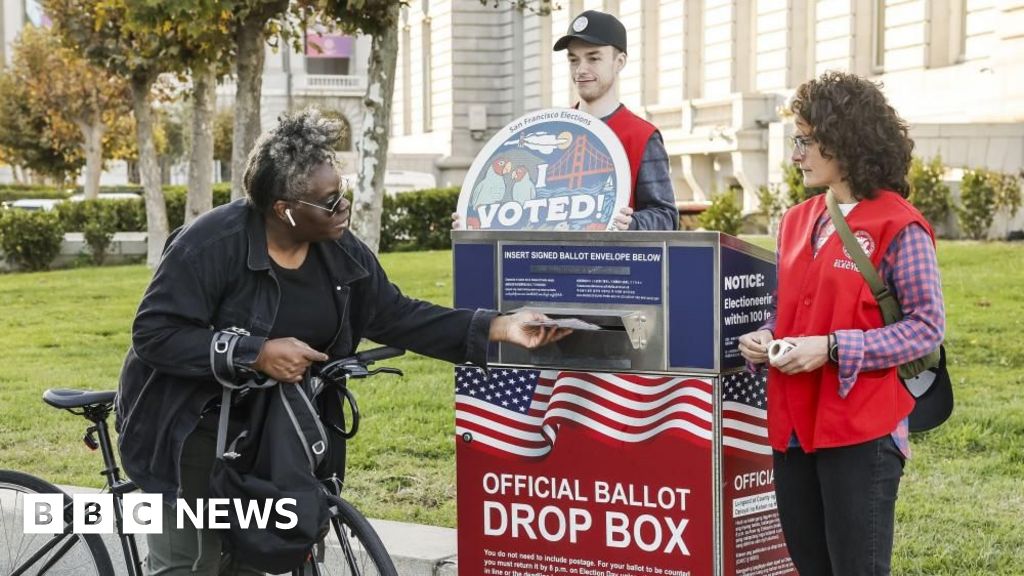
[{"x1": 43, "y1": 389, "x2": 117, "y2": 409}]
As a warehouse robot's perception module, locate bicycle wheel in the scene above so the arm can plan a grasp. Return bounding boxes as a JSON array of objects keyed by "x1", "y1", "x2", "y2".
[
  {"x1": 313, "y1": 498, "x2": 397, "y2": 576},
  {"x1": 0, "y1": 469, "x2": 114, "y2": 576}
]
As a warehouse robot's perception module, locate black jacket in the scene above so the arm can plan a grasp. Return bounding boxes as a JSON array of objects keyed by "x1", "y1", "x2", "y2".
[{"x1": 116, "y1": 199, "x2": 495, "y2": 496}]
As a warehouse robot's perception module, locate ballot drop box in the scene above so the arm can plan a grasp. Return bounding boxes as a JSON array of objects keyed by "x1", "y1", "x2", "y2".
[{"x1": 452, "y1": 230, "x2": 795, "y2": 576}]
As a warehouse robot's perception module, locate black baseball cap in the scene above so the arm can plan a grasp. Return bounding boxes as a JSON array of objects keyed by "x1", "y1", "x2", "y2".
[{"x1": 553, "y1": 10, "x2": 627, "y2": 54}]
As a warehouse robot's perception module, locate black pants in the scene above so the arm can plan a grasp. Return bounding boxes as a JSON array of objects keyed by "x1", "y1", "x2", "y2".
[{"x1": 773, "y1": 436, "x2": 905, "y2": 576}]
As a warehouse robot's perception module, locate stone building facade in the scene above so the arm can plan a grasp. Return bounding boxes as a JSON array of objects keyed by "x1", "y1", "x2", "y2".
[{"x1": 389, "y1": 0, "x2": 1024, "y2": 216}]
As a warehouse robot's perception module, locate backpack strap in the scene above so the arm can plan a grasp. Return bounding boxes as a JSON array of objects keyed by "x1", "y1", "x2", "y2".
[
  {"x1": 825, "y1": 190, "x2": 941, "y2": 379},
  {"x1": 215, "y1": 386, "x2": 237, "y2": 460},
  {"x1": 210, "y1": 330, "x2": 245, "y2": 389},
  {"x1": 210, "y1": 329, "x2": 278, "y2": 459},
  {"x1": 825, "y1": 190, "x2": 903, "y2": 325},
  {"x1": 277, "y1": 383, "x2": 329, "y2": 473}
]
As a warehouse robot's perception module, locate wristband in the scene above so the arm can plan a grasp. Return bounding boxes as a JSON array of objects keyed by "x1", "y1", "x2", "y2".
[{"x1": 828, "y1": 333, "x2": 839, "y2": 364}]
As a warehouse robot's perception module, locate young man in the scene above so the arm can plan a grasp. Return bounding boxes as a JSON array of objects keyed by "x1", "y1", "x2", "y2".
[{"x1": 553, "y1": 10, "x2": 678, "y2": 231}]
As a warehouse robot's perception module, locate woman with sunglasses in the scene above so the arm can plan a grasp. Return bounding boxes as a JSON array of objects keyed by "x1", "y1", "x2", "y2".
[
  {"x1": 738, "y1": 72, "x2": 945, "y2": 576},
  {"x1": 117, "y1": 109, "x2": 568, "y2": 575}
]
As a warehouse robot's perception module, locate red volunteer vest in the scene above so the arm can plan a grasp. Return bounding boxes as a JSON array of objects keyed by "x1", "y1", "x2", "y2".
[
  {"x1": 602, "y1": 105, "x2": 657, "y2": 208},
  {"x1": 769, "y1": 191, "x2": 934, "y2": 452}
]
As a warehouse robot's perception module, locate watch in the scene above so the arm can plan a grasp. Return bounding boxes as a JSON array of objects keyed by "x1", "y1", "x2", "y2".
[{"x1": 828, "y1": 333, "x2": 839, "y2": 364}]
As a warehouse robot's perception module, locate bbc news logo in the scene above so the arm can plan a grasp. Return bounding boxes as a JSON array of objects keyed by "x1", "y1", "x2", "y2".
[{"x1": 23, "y1": 494, "x2": 298, "y2": 534}]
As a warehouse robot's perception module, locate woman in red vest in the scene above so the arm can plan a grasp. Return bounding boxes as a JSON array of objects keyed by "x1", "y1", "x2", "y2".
[{"x1": 738, "y1": 72, "x2": 945, "y2": 576}]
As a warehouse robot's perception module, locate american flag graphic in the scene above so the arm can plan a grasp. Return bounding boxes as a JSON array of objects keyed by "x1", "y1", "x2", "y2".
[
  {"x1": 454, "y1": 367, "x2": 771, "y2": 458},
  {"x1": 456, "y1": 367, "x2": 765, "y2": 458},
  {"x1": 720, "y1": 371, "x2": 770, "y2": 455}
]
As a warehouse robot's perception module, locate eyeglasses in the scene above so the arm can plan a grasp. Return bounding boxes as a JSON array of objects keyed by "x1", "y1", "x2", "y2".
[
  {"x1": 791, "y1": 135, "x2": 814, "y2": 156},
  {"x1": 296, "y1": 193, "x2": 346, "y2": 214}
]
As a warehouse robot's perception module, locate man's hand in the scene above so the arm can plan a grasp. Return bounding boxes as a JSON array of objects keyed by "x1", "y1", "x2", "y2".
[
  {"x1": 252, "y1": 337, "x2": 329, "y2": 383},
  {"x1": 738, "y1": 329, "x2": 773, "y2": 365},
  {"x1": 489, "y1": 310, "x2": 572, "y2": 349},
  {"x1": 772, "y1": 336, "x2": 829, "y2": 375},
  {"x1": 451, "y1": 211, "x2": 464, "y2": 230},
  {"x1": 611, "y1": 206, "x2": 633, "y2": 230}
]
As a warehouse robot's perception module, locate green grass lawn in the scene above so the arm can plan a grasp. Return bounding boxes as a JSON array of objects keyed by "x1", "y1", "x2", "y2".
[{"x1": 1, "y1": 241, "x2": 1022, "y2": 574}]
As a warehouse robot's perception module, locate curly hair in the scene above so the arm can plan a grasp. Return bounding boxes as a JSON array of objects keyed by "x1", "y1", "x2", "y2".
[
  {"x1": 789, "y1": 71, "x2": 914, "y2": 199},
  {"x1": 243, "y1": 109, "x2": 343, "y2": 213}
]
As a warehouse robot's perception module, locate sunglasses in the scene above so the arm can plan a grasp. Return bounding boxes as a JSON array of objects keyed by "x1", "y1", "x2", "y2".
[{"x1": 296, "y1": 193, "x2": 346, "y2": 214}]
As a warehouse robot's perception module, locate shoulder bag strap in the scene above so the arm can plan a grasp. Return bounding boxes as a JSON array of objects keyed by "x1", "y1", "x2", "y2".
[{"x1": 824, "y1": 190, "x2": 903, "y2": 326}]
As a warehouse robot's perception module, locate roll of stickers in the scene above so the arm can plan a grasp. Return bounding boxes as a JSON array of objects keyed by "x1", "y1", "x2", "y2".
[{"x1": 768, "y1": 339, "x2": 796, "y2": 366}]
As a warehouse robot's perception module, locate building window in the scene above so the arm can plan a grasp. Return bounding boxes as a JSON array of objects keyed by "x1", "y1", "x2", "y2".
[
  {"x1": 306, "y1": 33, "x2": 354, "y2": 76},
  {"x1": 402, "y1": 24, "x2": 412, "y2": 135},
  {"x1": 421, "y1": 16, "x2": 433, "y2": 133},
  {"x1": 306, "y1": 57, "x2": 350, "y2": 76},
  {"x1": 872, "y1": 0, "x2": 886, "y2": 71},
  {"x1": 642, "y1": 2, "x2": 660, "y2": 106},
  {"x1": 954, "y1": 0, "x2": 967, "y2": 63}
]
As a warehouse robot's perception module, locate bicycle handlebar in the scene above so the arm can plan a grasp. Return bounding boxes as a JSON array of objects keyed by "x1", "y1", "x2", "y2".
[
  {"x1": 317, "y1": 346, "x2": 406, "y2": 384},
  {"x1": 315, "y1": 347, "x2": 405, "y2": 441},
  {"x1": 354, "y1": 346, "x2": 406, "y2": 364}
]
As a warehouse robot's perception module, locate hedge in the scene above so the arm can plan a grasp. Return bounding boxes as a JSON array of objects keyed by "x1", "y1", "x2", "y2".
[
  {"x1": 53, "y1": 183, "x2": 233, "y2": 232},
  {"x1": 0, "y1": 186, "x2": 73, "y2": 203},
  {"x1": 380, "y1": 187, "x2": 460, "y2": 252},
  {"x1": 1, "y1": 185, "x2": 461, "y2": 270}
]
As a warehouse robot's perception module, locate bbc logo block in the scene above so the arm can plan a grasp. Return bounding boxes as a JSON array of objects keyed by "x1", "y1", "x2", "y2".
[
  {"x1": 22, "y1": 494, "x2": 63, "y2": 534},
  {"x1": 23, "y1": 493, "x2": 163, "y2": 534}
]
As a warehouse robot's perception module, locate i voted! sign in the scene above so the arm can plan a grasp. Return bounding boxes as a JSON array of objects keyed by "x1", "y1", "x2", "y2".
[{"x1": 457, "y1": 108, "x2": 631, "y2": 231}]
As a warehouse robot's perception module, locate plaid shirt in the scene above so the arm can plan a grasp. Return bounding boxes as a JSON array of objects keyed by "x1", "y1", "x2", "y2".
[{"x1": 758, "y1": 210, "x2": 945, "y2": 458}]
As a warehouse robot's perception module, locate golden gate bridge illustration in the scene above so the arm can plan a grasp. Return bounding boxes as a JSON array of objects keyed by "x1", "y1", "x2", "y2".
[{"x1": 544, "y1": 134, "x2": 614, "y2": 190}]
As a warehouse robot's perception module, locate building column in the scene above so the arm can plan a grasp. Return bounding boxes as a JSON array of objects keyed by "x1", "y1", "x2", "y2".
[
  {"x1": 682, "y1": 154, "x2": 714, "y2": 202},
  {"x1": 730, "y1": 150, "x2": 768, "y2": 213},
  {"x1": 669, "y1": 154, "x2": 688, "y2": 202}
]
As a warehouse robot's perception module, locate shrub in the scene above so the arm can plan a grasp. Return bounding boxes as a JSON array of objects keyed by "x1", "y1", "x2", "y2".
[
  {"x1": 0, "y1": 209, "x2": 65, "y2": 271},
  {"x1": 56, "y1": 199, "x2": 145, "y2": 232},
  {"x1": 55, "y1": 183, "x2": 234, "y2": 233},
  {"x1": 698, "y1": 189, "x2": 743, "y2": 236},
  {"x1": 956, "y1": 168, "x2": 1022, "y2": 240},
  {"x1": 0, "y1": 185, "x2": 72, "y2": 203},
  {"x1": 755, "y1": 184, "x2": 785, "y2": 235},
  {"x1": 81, "y1": 204, "x2": 119, "y2": 265},
  {"x1": 958, "y1": 169, "x2": 997, "y2": 240},
  {"x1": 164, "y1": 183, "x2": 233, "y2": 231},
  {"x1": 908, "y1": 156, "x2": 952, "y2": 227},
  {"x1": 993, "y1": 170, "x2": 1022, "y2": 221},
  {"x1": 73, "y1": 184, "x2": 143, "y2": 196},
  {"x1": 380, "y1": 187, "x2": 460, "y2": 252}
]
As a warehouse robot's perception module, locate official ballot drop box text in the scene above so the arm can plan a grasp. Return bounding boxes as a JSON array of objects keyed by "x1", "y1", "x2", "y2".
[{"x1": 452, "y1": 231, "x2": 795, "y2": 576}]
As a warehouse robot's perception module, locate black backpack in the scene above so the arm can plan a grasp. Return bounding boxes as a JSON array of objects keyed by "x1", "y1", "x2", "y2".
[{"x1": 207, "y1": 333, "x2": 332, "y2": 573}]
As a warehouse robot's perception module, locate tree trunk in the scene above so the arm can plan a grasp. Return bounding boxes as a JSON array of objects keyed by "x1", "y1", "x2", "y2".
[
  {"x1": 230, "y1": 17, "x2": 267, "y2": 201},
  {"x1": 132, "y1": 75, "x2": 169, "y2": 268},
  {"x1": 76, "y1": 117, "x2": 105, "y2": 200},
  {"x1": 186, "y1": 65, "x2": 217, "y2": 225},
  {"x1": 350, "y1": 4, "x2": 400, "y2": 254}
]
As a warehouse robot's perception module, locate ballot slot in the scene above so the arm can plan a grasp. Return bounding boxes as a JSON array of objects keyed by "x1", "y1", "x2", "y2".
[{"x1": 498, "y1": 306, "x2": 665, "y2": 372}]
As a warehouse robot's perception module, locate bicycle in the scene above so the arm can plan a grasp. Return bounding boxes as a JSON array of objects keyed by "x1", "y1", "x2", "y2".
[{"x1": 0, "y1": 346, "x2": 406, "y2": 576}]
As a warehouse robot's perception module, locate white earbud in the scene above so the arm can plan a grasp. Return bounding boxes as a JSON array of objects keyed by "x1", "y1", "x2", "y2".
[{"x1": 285, "y1": 209, "x2": 296, "y2": 227}]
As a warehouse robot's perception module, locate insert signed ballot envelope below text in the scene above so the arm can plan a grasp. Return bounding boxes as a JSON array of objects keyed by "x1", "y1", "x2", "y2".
[{"x1": 522, "y1": 318, "x2": 602, "y2": 331}]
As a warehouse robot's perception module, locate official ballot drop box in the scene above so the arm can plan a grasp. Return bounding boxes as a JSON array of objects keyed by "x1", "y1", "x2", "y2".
[{"x1": 452, "y1": 231, "x2": 796, "y2": 576}]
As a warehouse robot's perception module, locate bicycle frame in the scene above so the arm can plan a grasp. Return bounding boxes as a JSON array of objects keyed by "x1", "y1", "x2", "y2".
[
  {"x1": 20, "y1": 346, "x2": 404, "y2": 576},
  {"x1": 85, "y1": 403, "x2": 145, "y2": 576}
]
